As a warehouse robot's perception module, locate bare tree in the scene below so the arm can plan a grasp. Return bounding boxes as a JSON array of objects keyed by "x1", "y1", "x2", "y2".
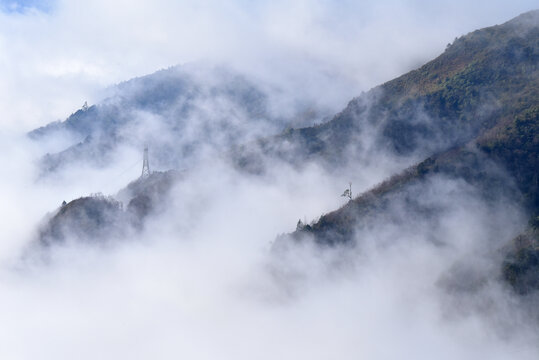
[{"x1": 341, "y1": 182, "x2": 352, "y2": 201}]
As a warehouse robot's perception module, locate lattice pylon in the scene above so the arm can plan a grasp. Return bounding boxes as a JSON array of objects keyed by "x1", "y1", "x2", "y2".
[{"x1": 141, "y1": 145, "x2": 150, "y2": 178}]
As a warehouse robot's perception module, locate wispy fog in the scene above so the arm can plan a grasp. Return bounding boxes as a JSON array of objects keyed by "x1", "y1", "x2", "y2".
[
  {"x1": 0, "y1": 1, "x2": 538, "y2": 359},
  {"x1": 1, "y1": 146, "x2": 538, "y2": 359}
]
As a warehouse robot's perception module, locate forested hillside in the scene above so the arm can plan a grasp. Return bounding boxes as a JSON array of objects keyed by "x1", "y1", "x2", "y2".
[{"x1": 283, "y1": 10, "x2": 539, "y2": 294}]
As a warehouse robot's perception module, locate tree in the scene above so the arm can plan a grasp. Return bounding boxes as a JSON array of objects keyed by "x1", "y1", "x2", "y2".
[{"x1": 341, "y1": 182, "x2": 352, "y2": 201}]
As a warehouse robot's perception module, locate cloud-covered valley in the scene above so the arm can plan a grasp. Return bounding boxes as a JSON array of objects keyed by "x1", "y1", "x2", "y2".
[{"x1": 0, "y1": 1, "x2": 538, "y2": 359}]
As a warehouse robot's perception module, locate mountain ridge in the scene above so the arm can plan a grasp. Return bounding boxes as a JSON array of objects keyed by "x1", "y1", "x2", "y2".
[
  {"x1": 32, "y1": 10, "x2": 539, "y2": 295},
  {"x1": 234, "y1": 9, "x2": 538, "y2": 172},
  {"x1": 277, "y1": 9, "x2": 539, "y2": 293},
  {"x1": 28, "y1": 64, "x2": 333, "y2": 174}
]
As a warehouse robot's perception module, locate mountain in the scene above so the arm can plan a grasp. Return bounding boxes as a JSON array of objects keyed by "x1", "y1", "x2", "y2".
[
  {"x1": 277, "y1": 10, "x2": 539, "y2": 294},
  {"x1": 38, "y1": 170, "x2": 182, "y2": 247},
  {"x1": 29, "y1": 64, "x2": 331, "y2": 174},
  {"x1": 33, "y1": 11, "x2": 539, "y2": 294},
  {"x1": 503, "y1": 228, "x2": 539, "y2": 294},
  {"x1": 234, "y1": 10, "x2": 538, "y2": 172}
]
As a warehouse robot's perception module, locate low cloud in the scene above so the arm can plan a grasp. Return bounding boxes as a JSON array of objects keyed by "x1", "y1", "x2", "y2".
[
  {"x1": 1, "y1": 150, "x2": 537, "y2": 359},
  {"x1": 0, "y1": 1, "x2": 537, "y2": 359}
]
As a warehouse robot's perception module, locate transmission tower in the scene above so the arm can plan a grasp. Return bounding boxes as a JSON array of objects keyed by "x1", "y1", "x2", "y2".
[{"x1": 141, "y1": 145, "x2": 151, "y2": 178}]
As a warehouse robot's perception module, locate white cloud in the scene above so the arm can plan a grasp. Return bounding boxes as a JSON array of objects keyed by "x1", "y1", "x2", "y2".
[
  {"x1": 0, "y1": 0, "x2": 536, "y2": 130},
  {"x1": 0, "y1": 1, "x2": 537, "y2": 359}
]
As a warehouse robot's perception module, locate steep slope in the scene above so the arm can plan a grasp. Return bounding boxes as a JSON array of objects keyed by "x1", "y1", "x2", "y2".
[
  {"x1": 286, "y1": 147, "x2": 521, "y2": 243},
  {"x1": 236, "y1": 10, "x2": 538, "y2": 171},
  {"x1": 279, "y1": 10, "x2": 539, "y2": 293}
]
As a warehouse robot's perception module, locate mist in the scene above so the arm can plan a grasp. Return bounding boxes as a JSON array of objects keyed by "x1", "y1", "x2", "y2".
[
  {"x1": 1, "y1": 144, "x2": 538, "y2": 359},
  {"x1": 1, "y1": 0, "x2": 537, "y2": 130},
  {"x1": 0, "y1": 0, "x2": 538, "y2": 359}
]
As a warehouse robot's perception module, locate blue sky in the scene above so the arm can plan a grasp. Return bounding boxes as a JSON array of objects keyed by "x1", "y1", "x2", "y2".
[{"x1": 0, "y1": 0, "x2": 53, "y2": 13}]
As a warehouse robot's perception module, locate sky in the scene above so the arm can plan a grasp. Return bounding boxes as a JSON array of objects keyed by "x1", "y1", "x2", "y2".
[
  {"x1": 0, "y1": 0, "x2": 537, "y2": 131},
  {"x1": 0, "y1": 0, "x2": 52, "y2": 13}
]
